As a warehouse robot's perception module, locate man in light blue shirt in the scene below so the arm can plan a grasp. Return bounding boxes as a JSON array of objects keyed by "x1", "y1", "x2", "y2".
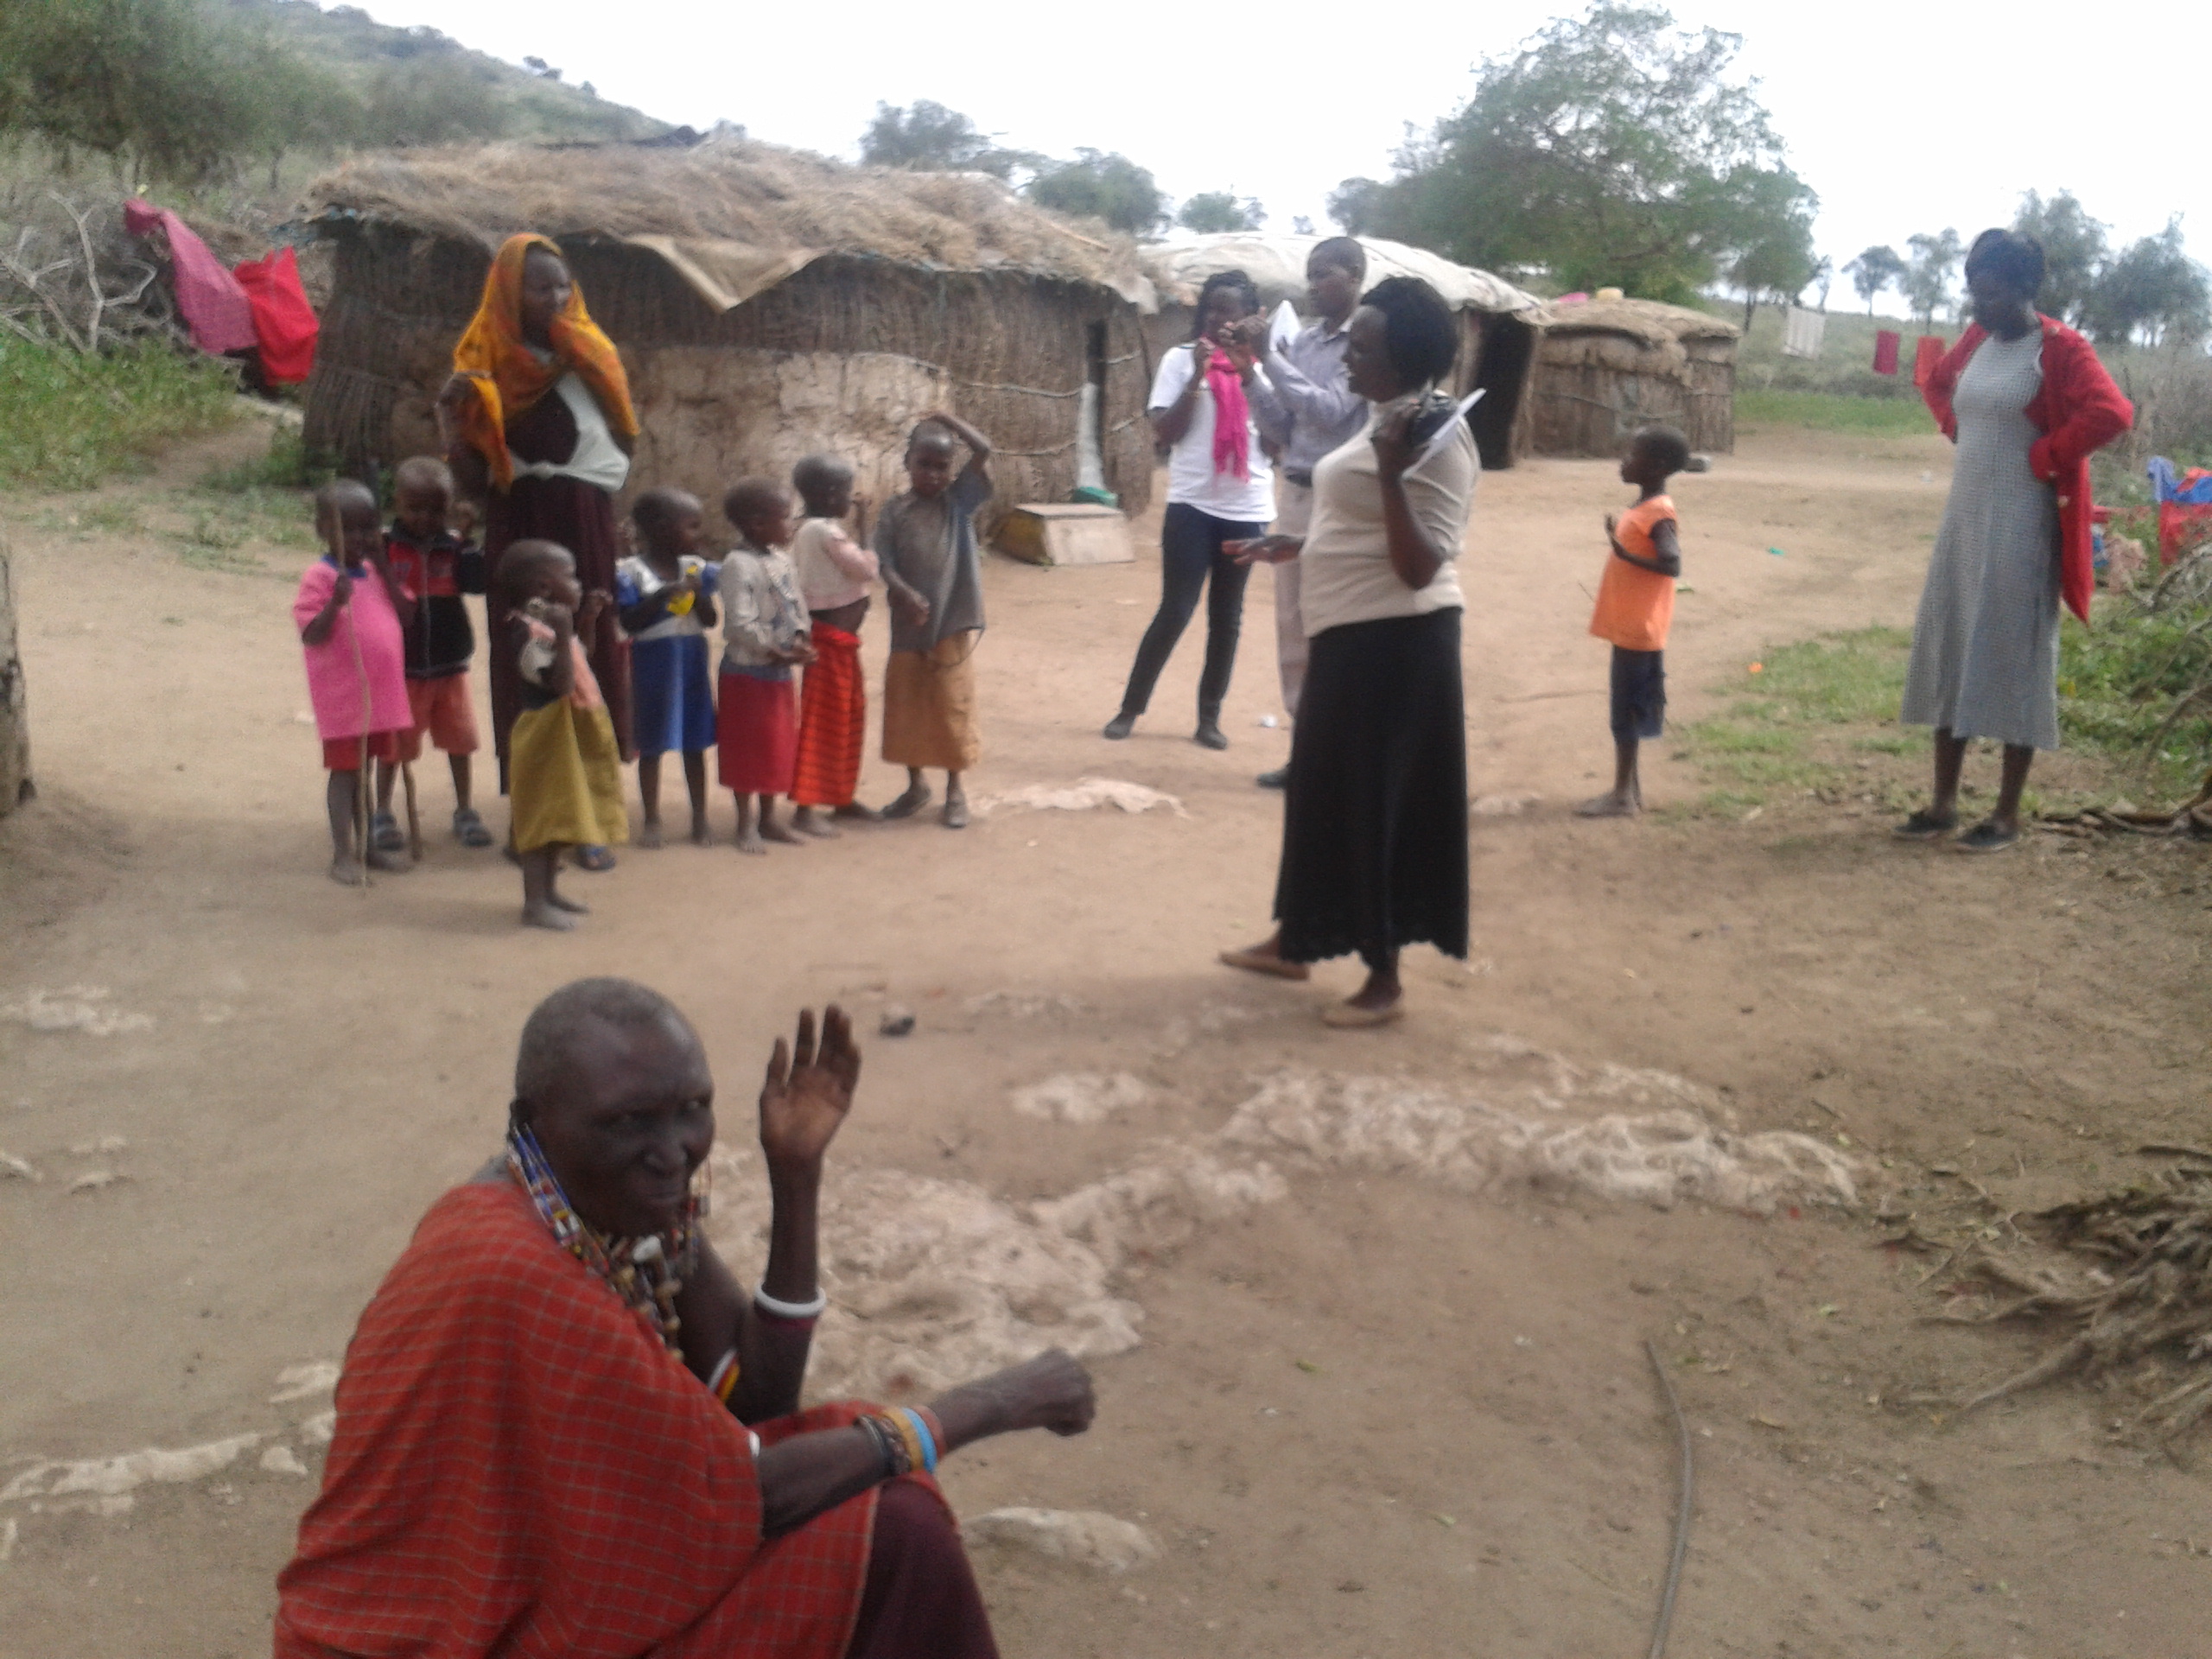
[{"x1": 1240, "y1": 237, "x2": 1368, "y2": 788}]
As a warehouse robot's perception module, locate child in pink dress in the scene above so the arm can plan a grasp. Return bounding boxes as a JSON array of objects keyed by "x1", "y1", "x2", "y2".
[{"x1": 293, "y1": 480, "x2": 414, "y2": 886}]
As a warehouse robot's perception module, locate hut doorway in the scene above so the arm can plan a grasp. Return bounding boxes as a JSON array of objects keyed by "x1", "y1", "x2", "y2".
[{"x1": 1469, "y1": 315, "x2": 1535, "y2": 470}]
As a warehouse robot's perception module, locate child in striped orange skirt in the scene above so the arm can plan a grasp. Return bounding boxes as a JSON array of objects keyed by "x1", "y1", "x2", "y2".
[{"x1": 787, "y1": 454, "x2": 881, "y2": 837}]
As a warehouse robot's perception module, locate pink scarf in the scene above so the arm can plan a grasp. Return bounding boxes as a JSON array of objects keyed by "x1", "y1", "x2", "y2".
[{"x1": 1201, "y1": 346, "x2": 1252, "y2": 480}]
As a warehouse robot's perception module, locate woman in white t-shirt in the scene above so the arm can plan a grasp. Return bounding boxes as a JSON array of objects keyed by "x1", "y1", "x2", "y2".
[
  {"x1": 1217, "y1": 276, "x2": 1478, "y2": 1027},
  {"x1": 1103, "y1": 270, "x2": 1288, "y2": 750}
]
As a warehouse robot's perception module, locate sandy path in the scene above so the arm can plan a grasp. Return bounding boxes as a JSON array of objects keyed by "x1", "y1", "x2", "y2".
[{"x1": 3, "y1": 421, "x2": 2209, "y2": 1658}]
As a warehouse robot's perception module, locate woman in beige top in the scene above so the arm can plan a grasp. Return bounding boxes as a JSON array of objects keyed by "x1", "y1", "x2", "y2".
[{"x1": 1217, "y1": 276, "x2": 1478, "y2": 1027}]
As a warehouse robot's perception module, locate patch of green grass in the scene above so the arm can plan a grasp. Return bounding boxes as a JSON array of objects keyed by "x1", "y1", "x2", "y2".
[
  {"x1": 0, "y1": 337, "x2": 237, "y2": 491},
  {"x1": 1674, "y1": 627, "x2": 1916, "y2": 810},
  {"x1": 1735, "y1": 390, "x2": 1936, "y2": 437},
  {"x1": 200, "y1": 424, "x2": 333, "y2": 493}
]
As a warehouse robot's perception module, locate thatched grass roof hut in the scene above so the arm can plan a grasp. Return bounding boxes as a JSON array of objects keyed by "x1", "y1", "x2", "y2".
[
  {"x1": 1529, "y1": 298, "x2": 1738, "y2": 458},
  {"x1": 302, "y1": 141, "x2": 1159, "y2": 522},
  {"x1": 1137, "y1": 235, "x2": 1543, "y2": 469}
]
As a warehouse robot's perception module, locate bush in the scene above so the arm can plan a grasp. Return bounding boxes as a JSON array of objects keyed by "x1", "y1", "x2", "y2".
[
  {"x1": 0, "y1": 335, "x2": 235, "y2": 488},
  {"x1": 2059, "y1": 556, "x2": 2212, "y2": 795}
]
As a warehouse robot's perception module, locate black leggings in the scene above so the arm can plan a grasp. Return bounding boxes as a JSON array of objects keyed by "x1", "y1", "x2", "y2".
[{"x1": 1117, "y1": 502, "x2": 1266, "y2": 721}]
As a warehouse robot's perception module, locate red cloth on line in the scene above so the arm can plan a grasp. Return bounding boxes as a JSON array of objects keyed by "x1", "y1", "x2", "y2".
[
  {"x1": 121, "y1": 199, "x2": 257, "y2": 355},
  {"x1": 1923, "y1": 316, "x2": 2134, "y2": 626},
  {"x1": 232, "y1": 247, "x2": 319, "y2": 384},
  {"x1": 1911, "y1": 334, "x2": 1948, "y2": 389},
  {"x1": 791, "y1": 624, "x2": 867, "y2": 808},
  {"x1": 719, "y1": 670, "x2": 799, "y2": 795},
  {"x1": 274, "y1": 1180, "x2": 937, "y2": 1659},
  {"x1": 1872, "y1": 329, "x2": 1901, "y2": 376}
]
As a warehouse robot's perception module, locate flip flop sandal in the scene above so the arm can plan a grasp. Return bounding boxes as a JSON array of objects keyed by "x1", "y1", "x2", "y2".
[
  {"x1": 1321, "y1": 1001, "x2": 1406, "y2": 1028},
  {"x1": 1217, "y1": 948, "x2": 1310, "y2": 982},
  {"x1": 370, "y1": 810, "x2": 405, "y2": 852},
  {"x1": 1891, "y1": 810, "x2": 1958, "y2": 842},
  {"x1": 572, "y1": 844, "x2": 618, "y2": 873},
  {"x1": 452, "y1": 807, "x2": 494, "y2": 849},
  {"x1": 1955, "y1": 820, "x2": 2020, "y2": 854}
]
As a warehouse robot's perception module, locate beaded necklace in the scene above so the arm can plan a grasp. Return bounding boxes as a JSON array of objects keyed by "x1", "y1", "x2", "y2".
[{"x1": 506, "y1": 1123, "x2": 704, "y2": 1351}]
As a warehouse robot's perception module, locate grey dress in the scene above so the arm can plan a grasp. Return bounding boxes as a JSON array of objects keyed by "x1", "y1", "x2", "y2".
[{"x1": 1900, "y1": 328, "x2": 2063, "y2": 749}]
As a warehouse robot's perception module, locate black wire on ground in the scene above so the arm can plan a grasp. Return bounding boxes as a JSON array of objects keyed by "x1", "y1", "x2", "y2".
[{"x1": 1643, "y1": 1337, "x2": 1695, "y2": 1659}]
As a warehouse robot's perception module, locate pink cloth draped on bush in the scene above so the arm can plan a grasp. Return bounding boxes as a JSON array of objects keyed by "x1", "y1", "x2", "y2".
[{"x1": 122, "y1": 199, "x2": 256, "y2": 355}]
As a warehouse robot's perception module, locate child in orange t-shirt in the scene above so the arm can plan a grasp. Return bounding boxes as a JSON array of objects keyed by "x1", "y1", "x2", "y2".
[{"x1": 1577, "y1": 425, "x2": 1690, "y2": 818}]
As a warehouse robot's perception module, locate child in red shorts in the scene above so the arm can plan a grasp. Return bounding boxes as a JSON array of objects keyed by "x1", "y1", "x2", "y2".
[
  {"x1": 294, "y1": 480, "x2": 414, "y2": 885},
  {"x1": 374, "y1": 456, "x2": 493, "y2": 850}
]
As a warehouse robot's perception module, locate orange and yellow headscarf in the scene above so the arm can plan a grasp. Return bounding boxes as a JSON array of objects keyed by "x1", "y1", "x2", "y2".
[{"x1": 449, "y1": 233, "x2": 639, "y2": 492}]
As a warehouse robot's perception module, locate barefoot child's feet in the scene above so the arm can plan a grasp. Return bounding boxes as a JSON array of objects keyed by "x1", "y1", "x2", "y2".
[
  {"x1": 760, "y1": 817, "x2": 804, "y2": 846},
  {"x1": 1574, "y1": 790, "x2": 1640, "y2": 818},
  {"x1": 547, "y1": 890, "x2": 590, "y2": 913},
  {"x1": 638, "y1": 821, "x2": 665, "y2": 849},
  {"x1": 329, "y1": 855, "x2": 366, "y2": 887},
  {"x1": 690, "y1": 813, "x2": 713, "y2": 846},
  {"x1": 792, "y1": 807, "x2": 841, "y2": 838},
  {"x1": 522, "y1": 899, "x2": 580, "y2": 931},
  {"x1": 833, "y1": 801, "x2": 881, "y2": 823}
]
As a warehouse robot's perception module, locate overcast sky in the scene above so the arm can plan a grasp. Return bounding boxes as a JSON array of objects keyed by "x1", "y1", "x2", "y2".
[{"x1": 358, "y1": 0, "x2": 2198, "y2": 291}]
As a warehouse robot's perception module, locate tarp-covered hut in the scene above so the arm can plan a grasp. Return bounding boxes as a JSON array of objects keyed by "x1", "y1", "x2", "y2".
[
  {"x1": 302, "y1": 142, "x2": 1159, "y2": 521},
  {"x1": 1137, "y1": 235, "x2": 1543, "y2": 469},
  {"x1": 1529, "y1": 298, "x2": 1738, "y2": 457}
]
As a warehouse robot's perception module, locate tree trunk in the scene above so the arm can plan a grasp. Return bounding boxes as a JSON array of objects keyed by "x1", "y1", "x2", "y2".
[{"x1": 0, "y1": 529, "x2": 32, "y2": 817}]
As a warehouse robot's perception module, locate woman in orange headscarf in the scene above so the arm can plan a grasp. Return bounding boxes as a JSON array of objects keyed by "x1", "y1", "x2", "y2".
[{"x1": 439, "y1": 235, "x2": 640, "y2": 868}]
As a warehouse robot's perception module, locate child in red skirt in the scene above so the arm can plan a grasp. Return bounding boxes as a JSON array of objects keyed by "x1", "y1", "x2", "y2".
[
  {"x1": 294, "y1": 480, "x2": 415, "y2": 887},
  {"x1": 788, "y1": 453, "x2": 880, "y2": 837},
  {"x1": 715, "y1": 479, "x2": 814, "y2": 854}
]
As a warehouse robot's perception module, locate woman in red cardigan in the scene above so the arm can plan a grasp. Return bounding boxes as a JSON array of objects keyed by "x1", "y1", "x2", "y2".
[{"x1": 1896, "y1": 229, "x2": 2132, "y2": 853}]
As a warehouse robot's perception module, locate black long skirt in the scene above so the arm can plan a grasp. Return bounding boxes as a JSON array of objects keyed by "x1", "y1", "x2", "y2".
[{"x1": 1274, "y1": 607, "x2": 1468, "y2": 968}]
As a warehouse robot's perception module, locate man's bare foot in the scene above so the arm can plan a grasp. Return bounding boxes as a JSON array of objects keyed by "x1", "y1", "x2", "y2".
[
  {"x1": 690, "y1": 815, "x2": 713, "y2": 846},
  {"x1": 328, "y1": 855, "x2": 366, "y2": 887},
  {"x1": 638, "y1": 821, "x2": 664, "y2": 849},
  {"x1": 547, "y1": 890, "x2": 589, "y2": 914},
  {"x1": 881, "y1": 782, "x2": 932, "y2": 819},
  {"x1": 735, "y1": 830, "x2": 768, "y2": 855},
  {"x1": 834, "y1": 801, "x2": 882, "y2": 823},
  {"x1": 1324, "y1": 974, "x2": 1404, "y2": 1027},
  {"x1": 761, "y1": 817, "x2": 804, "y2": 846},
  {"x1": 365, "y1": 846, "x2": 410, "y2": 873},
  {"x1": 522, "y1": 900, "x2": 579, "y2": 931},
  {"x1": 1574, "y1": 790, "x2": 1640, "y2": 818},
  {"x1": 1217, "y1": 939, "x2": 1310, "y2": 981},
  {"x1": 793, "y1": 808, "x2": 841, "y2": 839}
]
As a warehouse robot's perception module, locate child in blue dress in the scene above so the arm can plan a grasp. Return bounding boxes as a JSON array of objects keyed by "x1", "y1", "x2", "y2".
[{"x1": 616, "y1": 488, "x2": 719, "y2": 847}]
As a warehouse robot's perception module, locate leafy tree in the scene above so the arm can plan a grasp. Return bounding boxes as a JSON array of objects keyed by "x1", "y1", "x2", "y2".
[
  {"x1": 1177, "y1": 192, "x2": 1266, "y2": 234},
  {"x1": 1844, "y1": 245, "x2": 1905, "y2": 315},
  {"x1": 859, "y1": 100, "x2": 1033, "y2": 180},
  {"x1": 1328, "y1": 177, "x2": 1384, "y2": 236},
  {"x1": 0, "y1": 0, "x2": 340, "y2": 185},
  {"x1": 2011, "y1": 190, "x2": 2106, "y2": 325},
  {"x1": 1903, "y1": 229, "x2": 1961, "y2": 327},
  {"x1": 1718, "y1": 162, "x2": 1819, "y2": 327},
  {"x1": 1023, "y1": 149, "x2": 1166, "y2": 236},
  {"x1": 1341, "y1": 3, "x2": 1812, "y2": 302},
  {"x1": 2084, "y1": 221, "x2": 2211, "y2": 349}
]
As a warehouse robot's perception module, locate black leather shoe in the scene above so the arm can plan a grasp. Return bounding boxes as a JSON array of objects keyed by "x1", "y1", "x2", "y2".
[{"x1": 1255, "y1": 767, "x2": 1287, "y2": 789}]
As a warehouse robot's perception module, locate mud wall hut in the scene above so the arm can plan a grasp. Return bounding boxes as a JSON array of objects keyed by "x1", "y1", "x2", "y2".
[
  {"x1": 1137, "y1": 235, "x2": 1543, "y2": 469},
  {"x1": 302, "y1": 142, "x2": 1158, "y2": 525},
  {"x1": 1528, "y1": 298, "x2": 1738, "y2": 457}
]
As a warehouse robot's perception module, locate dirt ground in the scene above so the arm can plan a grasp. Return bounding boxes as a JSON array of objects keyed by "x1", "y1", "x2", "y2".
[{"x1": 3, "y1": 417, "x2": 2209, "y2": 1659}]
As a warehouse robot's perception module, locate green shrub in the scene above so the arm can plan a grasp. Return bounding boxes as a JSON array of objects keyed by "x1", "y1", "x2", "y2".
[
  {"x1": 2059, "y1": 576, "x2": 2212, "y2": 795},
  {"x1": 0, "y1": 336, "x2": 236, "y2": 489}
]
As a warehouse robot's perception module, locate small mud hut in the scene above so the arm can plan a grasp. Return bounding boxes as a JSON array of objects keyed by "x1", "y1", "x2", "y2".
[
  {"x1": 1137, "y1": 235, "x2": 1542, "y2": 469},
  {"x1": 1529, "y1": 298, "x2": 1738, "y2": 457},
  {"x1": 302, "y1": 142, "x2": 1158, "y2": 523}
]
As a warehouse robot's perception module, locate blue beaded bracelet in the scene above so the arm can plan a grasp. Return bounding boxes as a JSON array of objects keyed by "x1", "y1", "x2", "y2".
[{"x1": 897, "y1": 1406, "x2": 938, "y2": 1473}]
